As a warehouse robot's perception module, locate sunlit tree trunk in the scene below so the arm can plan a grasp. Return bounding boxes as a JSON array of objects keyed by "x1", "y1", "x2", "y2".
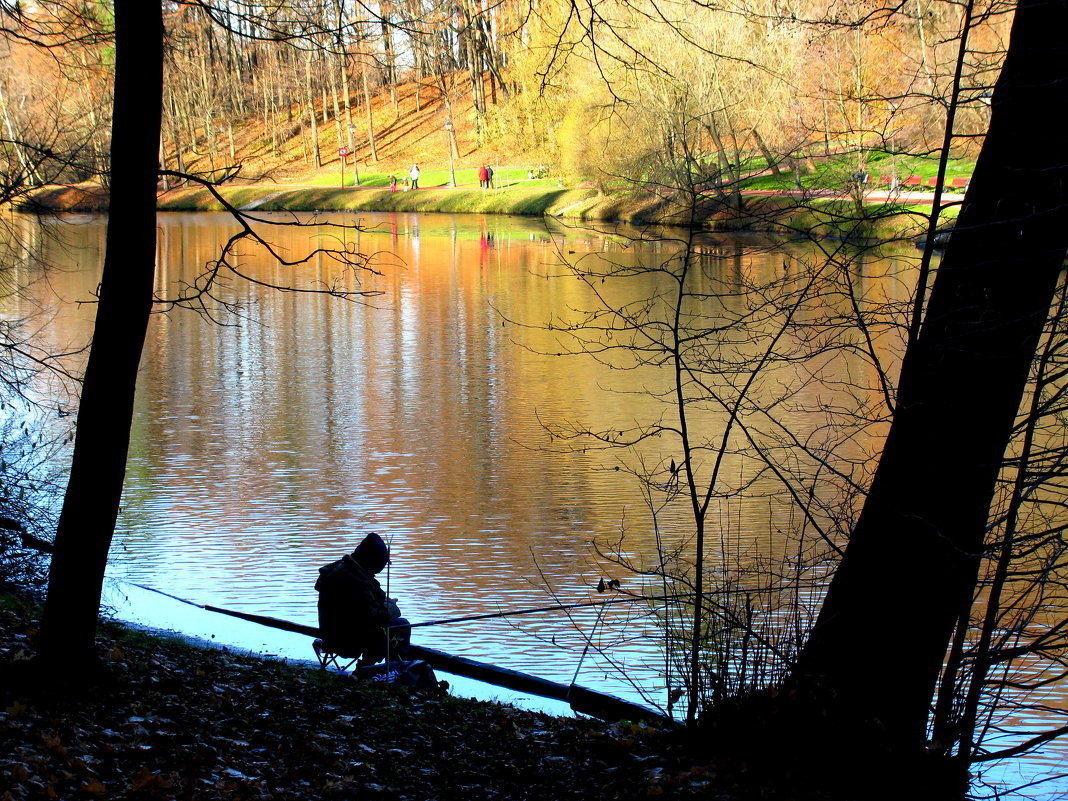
[
  {"x1": 339, "y1": 53, "x2": 354, "y2": 152},
  {"x1": 268, "y1": 46, "x2": 281, "y2": 156},
  {"x1": 164, "y1": 93, "x2": 187, "y2": 185},
  {"x1": 334, "y1": 0, "x2": 356, "y2": 154},
  {"x1": 38, "y1": 0, "x2": 164, "y2": 667},
  {"x1": 227, "y1": 24, "x2": 246, "y2": 117},
  {"x1": 328, "y1": 67, "x2": 344, "y2": 147},
  {"x1": 751, "y1": 127, "x2": 781, "y2": 176},
  {"x1": 159, "y1": 136, "x2": 169, "y2": 192},
  {"x1": 361, "y1": 62, "x2": 378, "y2": 161},
  {"x1": 474, "y1": 0, "x2": 506, "y2": 102},
  {"x1": 75, "y1": 49, "x2": 103, "y2": 182},
  {"x1": 0, "y1": 81, "x2": 42, "y2": 185},
  {"x1": 304, "y1": 49, "x2": 321, "y2": 168},
  {"x1": 380, "y1": 0, "x2": 398, "y2": 117}
]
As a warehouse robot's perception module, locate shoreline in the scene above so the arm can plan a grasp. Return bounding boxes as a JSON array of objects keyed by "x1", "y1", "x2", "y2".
[
  {"x1": 1, "y1": 589, "x2": 707, "y2": 800},
  {"x1": 101, "y1": 579, "x2": 578, "y2": 717},
  {"x1": 20, "y1": 182, "x2": 949, "y2": 241}
]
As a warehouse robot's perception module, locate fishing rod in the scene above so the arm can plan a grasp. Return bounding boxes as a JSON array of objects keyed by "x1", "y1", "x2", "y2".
[
  {"x1": 397, "y1": 591, "x2": 697, "y2": 630},
  {"x1": 128, "y1": 583, "x2": 321, "y2": 636},
  {"x1": 127, "y1": 581, "x2": 699, "y2": 631}
]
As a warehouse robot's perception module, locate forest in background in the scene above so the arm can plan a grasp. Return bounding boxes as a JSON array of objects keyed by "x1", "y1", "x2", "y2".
[{"x1": 1, "y1": 0, "x2": 1009, "y2": 193}]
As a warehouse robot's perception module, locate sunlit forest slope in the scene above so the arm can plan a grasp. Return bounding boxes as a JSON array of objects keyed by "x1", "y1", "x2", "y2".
[{"x1": 0, "y1": 1, "x2": 1006, "y2": 193}]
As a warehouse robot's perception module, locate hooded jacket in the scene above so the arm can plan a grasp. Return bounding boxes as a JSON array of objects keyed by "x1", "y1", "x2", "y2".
[{"x1": 315, "y1": 554, "x2": 400, "y2": 658}]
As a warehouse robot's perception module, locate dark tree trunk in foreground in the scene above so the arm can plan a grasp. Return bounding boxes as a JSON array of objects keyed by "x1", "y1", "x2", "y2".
[
  {"x1": 38, "y1": 1, "x2": 164, "y2": 667},
  {"x1": 795, "y1": 0, "x2": 1068, "y2": 751}
]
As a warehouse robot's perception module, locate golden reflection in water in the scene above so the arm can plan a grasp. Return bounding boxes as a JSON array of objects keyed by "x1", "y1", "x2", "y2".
[{"x1": 5, "y1": 212, "x2": 912, "y2": 667}]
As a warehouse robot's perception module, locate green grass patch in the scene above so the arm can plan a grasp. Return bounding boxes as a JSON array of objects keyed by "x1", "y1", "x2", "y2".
[{"x1": 743, "y1": 151, "x2": 975, "y2": 194}]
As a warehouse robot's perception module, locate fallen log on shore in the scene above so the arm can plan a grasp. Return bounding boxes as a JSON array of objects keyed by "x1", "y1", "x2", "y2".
[{"x1": 406, "y1": 643, "x2": 660, "y2": 723}]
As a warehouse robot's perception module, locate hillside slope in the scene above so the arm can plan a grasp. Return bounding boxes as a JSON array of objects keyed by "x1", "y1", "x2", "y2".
[{"x1": 176, "y1": 76, "x2": 539, "y2": 187}]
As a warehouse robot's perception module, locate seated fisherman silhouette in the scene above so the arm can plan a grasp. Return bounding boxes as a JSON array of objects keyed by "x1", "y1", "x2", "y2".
[{"x1": 315, "y1": 532, "x2": 411, "y2": 665}]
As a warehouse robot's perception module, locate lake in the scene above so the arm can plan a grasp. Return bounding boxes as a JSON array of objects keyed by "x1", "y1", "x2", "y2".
[{"x1": 2, "y1": 209, "x2": 1064, "y2": 796}]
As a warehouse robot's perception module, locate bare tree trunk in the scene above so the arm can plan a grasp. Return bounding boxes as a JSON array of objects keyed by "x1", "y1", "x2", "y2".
[
  {"x1": 334, "y1": 0, "x2": 356, "y2": 153},
  {"x1": 472, "y1": 0, "x2": 507, "y2": 102},
  {"x1": 197, "y1": 16, "x2": 218, "y2": 172},
  {"x1": 260, "y1": 72, "x2": 271, "y2": 154},
  {"x1": 705, "y1": 112, "x2": 743, "y2": 213},
  {"x1": 0, "y1": 82, "x2": 41, "y2": 185},
  {"x1": 268, "y1": 47, "x2": 281, "y2": 156},
  {"x1": 76, "y1": 50, "x2": 103, "y2": 181},
  {"x1": 914, "y1": 0, "x2": 936, "y2": 91},
  {"x1": 821, "y1": 97, "x2": 831, "y2": 155},
  {"x1": 751, "y1": 127, "x2": 781, "y2": 176},
  {"x1": 38, "y1": 0, "x2": 164, "y2": 669},
  {"x1": 159, "y1": 135, "x2": 169, "y2": 192},
  {"x1": 437, "y1": 70, "x2": 460, "y2": 160},
  {"x1": 380, "y1": 0, "x2": 397, "y2": 107},
  {"x1": 305, "y1": 50, "x2": 321, "y2": 168},
  {"x1": 228, "y1": 25, "x2": 247, "y2": 117},
  {"x1": 165, "y1": 97, "x2": 187, "y2": 185},
  {"x1": 795, "y1": 0, "x2": 1068, "y2": 756},
  {"x1": 328, "y1": 66, "x2": 344, "y2": 151},
  {"x1": 464, "y1": 1, "x2": 485, "y2": 117},
  {"x1": 206, "y1": 109, "x2": 218, "y2": 173},
  {"x1": 361, "y1": 62, "x2": 378, "y2": 161}
]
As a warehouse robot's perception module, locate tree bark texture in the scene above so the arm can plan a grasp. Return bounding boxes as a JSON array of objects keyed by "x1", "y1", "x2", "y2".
[
  {"x1": 795, "y1": 0, "x2": 1068, "y2": 748},
  {"x1": 304, "y1": 50, "x2": 321, "y2": 169},
  {"x1": 38, "y1": 0, "x2": 164, "y2": 666},
  {"x1": 361, "y1": 64, "x2": 378, "y2": 162}
]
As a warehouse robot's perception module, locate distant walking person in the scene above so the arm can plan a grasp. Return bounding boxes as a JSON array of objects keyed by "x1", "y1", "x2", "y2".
[
  {"x1": 389, "y1": 174, "x2": 397, "y2": 193},
  {"x1": 409, "y1": 164, "x2": 421, "y2": 190},
  {"x1": 478, "y1": 165, "x2": 489, "y2": 188},
  {"x1": 486, "y1": 165, "x2": 494, "y2": 188}
]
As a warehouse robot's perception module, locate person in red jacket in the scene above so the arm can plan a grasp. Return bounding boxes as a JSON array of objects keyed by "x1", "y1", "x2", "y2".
[{"x1": 478, "y1": 164, "x2": 489, "y2": 188}]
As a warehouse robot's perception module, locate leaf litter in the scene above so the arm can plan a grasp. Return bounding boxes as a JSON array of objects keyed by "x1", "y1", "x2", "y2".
[{"x1": 0, "y1": 595, "x2": 723, "y2": 800}]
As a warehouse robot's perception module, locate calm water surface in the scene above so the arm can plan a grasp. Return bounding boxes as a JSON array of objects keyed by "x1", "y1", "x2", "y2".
[{"x1": 5, "y1": 210, "x2": 1066, "y2": 796}]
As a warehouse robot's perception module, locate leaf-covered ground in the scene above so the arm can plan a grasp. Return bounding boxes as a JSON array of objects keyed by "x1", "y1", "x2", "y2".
[{"x1": 0, "y1": 595, "x2": 724, "y2": 800}]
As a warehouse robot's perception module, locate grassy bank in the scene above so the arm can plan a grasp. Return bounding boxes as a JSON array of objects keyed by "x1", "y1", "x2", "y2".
[
  {"x1": 154, "y1": 183, "x2": 600, "y2": 219},
  {"x1": 22, "y1": 181, "x2": 946, "y2": 241},
  {"x1": 155, "y1": 185, "x2": 947, "y2": 241}
]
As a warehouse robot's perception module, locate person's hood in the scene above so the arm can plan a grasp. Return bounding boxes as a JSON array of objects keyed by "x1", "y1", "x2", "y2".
[{"x1": 352, "y1": 532, "x2": 390, "y2": 574}]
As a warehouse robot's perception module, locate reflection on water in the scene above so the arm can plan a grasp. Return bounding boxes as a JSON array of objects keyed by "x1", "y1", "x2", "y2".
[{"x1": 3, "y1": 210, "x2": 1066, "y2": 795}]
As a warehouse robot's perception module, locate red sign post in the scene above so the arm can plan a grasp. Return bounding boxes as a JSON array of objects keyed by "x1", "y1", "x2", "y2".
[{"x1": 339, "y1": 148, "x2": 349, "y2": 187}]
